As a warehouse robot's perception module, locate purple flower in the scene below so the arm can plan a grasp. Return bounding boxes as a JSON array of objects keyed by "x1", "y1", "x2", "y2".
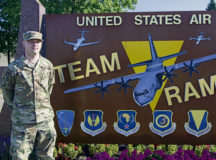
[
  {"x1": 131, "y1": 150, "x2": 138, "y2": 158},
  {"x1": 202, "y1": 149, "x2": 211, "y2": 160},
  {"x1": 176, "y1": 148, "x2": 184, "y2": 155},
  {"x1": 93, "y1": 151, "x2": 111, "y2": 160},
  {"x1": 126, "y1": 157, "x2": 132, "y2": 160},
  {"x1": 154, "y1": 150, "x2": 166, "y2": 159},
  {"x1": 166, "y1": 155, "x2": 175, "y2": 160},
  {"x1": 136, "y1": 153, "x2": 145, "y2": 160},
  {"x1": 144, "y1": 149, "x2": 152, "y2": 158},
  {"x1": 210, "y1": 152, "x2": 216, "y2": 158},
  {"x1": 119, "y1": 149, "x2": 128, "y2": 159}
]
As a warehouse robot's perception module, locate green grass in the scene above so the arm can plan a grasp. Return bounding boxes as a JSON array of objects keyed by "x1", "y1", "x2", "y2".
[{"x1": 0, "y1": 89, "x2": 2, "y2": 94}]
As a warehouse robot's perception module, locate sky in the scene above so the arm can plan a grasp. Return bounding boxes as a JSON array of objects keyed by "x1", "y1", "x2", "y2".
[{"x1": 134, "y1": 0, "x2": 210, "y2": 12}]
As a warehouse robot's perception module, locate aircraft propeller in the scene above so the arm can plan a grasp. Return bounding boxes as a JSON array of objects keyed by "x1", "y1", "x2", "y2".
[
  {"x1": 116, "y1": 77, "x2": 133, "y2": 94},
  {"x1": 94, "y1": 81, "x2": 111, "y2": 98},
  {"x1": 182, "y1": 60, "x2": 200, "y2": 77},
  {"x1": 162, "y1": 67, "x2": 177, "y2": 83}
]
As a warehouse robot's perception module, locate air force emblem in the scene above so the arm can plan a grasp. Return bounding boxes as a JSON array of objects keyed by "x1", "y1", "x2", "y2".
[
  {"x1": 80, "y1": 110, "x2": 107, "y2": 136},
  {"x1": 149, "y1": 110, "x2": 176, "y2": 137},
  {"x1": 114, "y1": 110, "x2": 140, "y2": 137},
  {"x1": 56, "y1": 110, "x2": 75, "y2": 137},
  {"x1": 184, "y1": 110, "x2": 212, "y2": 137}
]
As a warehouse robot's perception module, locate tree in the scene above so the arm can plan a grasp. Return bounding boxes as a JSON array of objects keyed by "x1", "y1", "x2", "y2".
[
  {"x1": 206, "y1": 0, "x2": 216, "y2": 10},
  {"x1": 0, "y1": 0, "x2": 20, "y2": 64},
  {"x1": 40, "y1": 0, "x2": 137, "y2": 14},
  {"x1": 0, "y1": 0, "x2": 137, "y2": 64}
]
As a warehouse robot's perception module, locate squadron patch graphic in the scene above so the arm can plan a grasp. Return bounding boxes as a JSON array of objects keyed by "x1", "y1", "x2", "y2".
[
  {"x1": 56, "y1": 110, "x2": 75, "y2": 137},
  {"x1": 113, "y1": 110, "x2": 140, "y2": 137},
  {"x1": 149, "y1": 110, "x2": 176, "y2": 137},
  {"x1": 184, "y1": 110, "x2": 212, "y2": 137},
  {"x1": 80, "y1": 110, "x2": 107, "y2": 136}
]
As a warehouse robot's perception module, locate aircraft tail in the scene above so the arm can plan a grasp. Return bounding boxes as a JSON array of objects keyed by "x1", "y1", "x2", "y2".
[
  {"x1": 127, "y1": 33, "x2": 157, "y2": 68},
  {"x1": 127, "y1": 33, "x2": 186, "y2": 68},
  {"x1": 79, "y1": 30, "x2": 89, "y2": 37},
  {"x1": 148, "y1": 33, "x2": 186, "y2": 63},
  {"x1": 148, "y1": 33, "x2": 158, "y2": 61}
]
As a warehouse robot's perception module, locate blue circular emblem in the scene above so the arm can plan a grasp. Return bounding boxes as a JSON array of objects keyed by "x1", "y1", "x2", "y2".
[{"x1": 156, "y1": 115, "x2": 170, "y2": 128}]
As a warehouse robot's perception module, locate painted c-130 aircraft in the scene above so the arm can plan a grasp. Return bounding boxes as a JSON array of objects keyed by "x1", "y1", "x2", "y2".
[{"x1": 64, "y1": 33, "x2": 216, "y2": 107}]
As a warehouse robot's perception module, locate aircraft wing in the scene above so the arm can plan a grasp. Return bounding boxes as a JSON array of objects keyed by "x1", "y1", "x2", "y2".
[
  {"x1": 64, "y1": 72, "x2": 144, "y2": 94},
  {"x1": 64, "y1": 41, "x2": 76, "y2": 46},
  {"x1": 201, "y1": 38, "x2": 210, "y2": 40},
  {"x1": 80, "y1": 41, "x2": 100, "y2": 47},
  {"x1": 165, "y1": 54, "x2": 216, "y2": 71},
  {"x1": 161, "y1": 51, "x2": 186, "y2": 61},
  {"x1": 189, "y1": 37, "x2": 197, "y2": 40}
]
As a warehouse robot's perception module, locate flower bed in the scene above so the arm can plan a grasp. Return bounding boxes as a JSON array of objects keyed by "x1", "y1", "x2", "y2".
[
  {"x1": 1, "y1": 135, "x2": 216, "y2": 159},
  {"x1": 54, "y1": 144, "x2": 216, "y2": 160}
]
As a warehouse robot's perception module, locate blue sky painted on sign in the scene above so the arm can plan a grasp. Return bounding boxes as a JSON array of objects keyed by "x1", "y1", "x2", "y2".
[{"x1": 134, "y1": 0, "x2": 210, "y2": 12}]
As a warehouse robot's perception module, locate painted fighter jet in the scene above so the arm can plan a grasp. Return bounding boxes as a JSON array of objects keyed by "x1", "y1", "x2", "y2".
[
  {"x1": 64, "y1": 33, "x2": 216, "y2": 107},
  {"x1": 64, "y1": 31, "x2": 100, "y2": 51},
  {"x1": 189, "y1": 32, "x2": 210, "y2": 45}
]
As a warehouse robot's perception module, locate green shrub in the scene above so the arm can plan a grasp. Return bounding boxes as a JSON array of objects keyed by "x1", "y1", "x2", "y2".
[
  {"x1": 194, "y1": 145, "x2": 204, "y2": 157},
  {"x1": 182, "y1": 144, "x2": 194, "y2": 150},
  {"x1": 156, "y1": 144, "x2": 166, "y2": 151},
  {"x1": 55, "y1": 143, "x2": 82, "y2": 159},
  {"x1": 168, "y1": 144, "x2": 178, "y2": 155},
  {"x1": 106, "y1": 144, "x2": 119, "y2": 157},
  {"x1": 147, "y1": 144, "x2": 155, "y2": 152},
  {"x1": 135, "y1": 144, "x2": 146, "y2": 154},
  {"x1": 88, "y1": 144, "x2": 119, "y2": 157},
  {"x1": 209, "y1": 145, "x2": 216, "y2": 153},
  {"x1": 89, "y1": 144, "x2": 106, "y2": 155}
]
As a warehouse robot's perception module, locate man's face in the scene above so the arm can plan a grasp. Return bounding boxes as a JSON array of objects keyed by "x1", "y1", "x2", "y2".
[{"x1": 23, "y1": 39, "x2": 42, "y2": 56}]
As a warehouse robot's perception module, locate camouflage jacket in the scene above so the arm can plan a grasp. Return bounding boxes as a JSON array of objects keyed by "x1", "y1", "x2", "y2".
[{"x1": 1, "y1": 55, "x2": 55, "y2": 124}]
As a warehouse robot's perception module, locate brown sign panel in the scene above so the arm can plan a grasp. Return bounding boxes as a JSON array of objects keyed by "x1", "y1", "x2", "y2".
[{"x1": 45, "y1": 11, "x2": 216, "y2": 144}]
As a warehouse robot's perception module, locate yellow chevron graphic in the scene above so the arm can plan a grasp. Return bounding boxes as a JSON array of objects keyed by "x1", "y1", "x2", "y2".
[
  {"x1": 191, "y1": 110, "x2": 206, "y2": 130},
  {"x1": 122, "y1": 41, "x2": 184, "y2": 111}
]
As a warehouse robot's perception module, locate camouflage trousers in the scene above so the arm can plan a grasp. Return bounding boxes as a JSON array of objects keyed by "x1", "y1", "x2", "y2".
[{"x1": 10, "y1": 120, "x2": 57, "y2": 160}]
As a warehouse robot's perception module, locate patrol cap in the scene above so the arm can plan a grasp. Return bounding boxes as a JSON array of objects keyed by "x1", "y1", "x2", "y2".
[{"x1": 23, "y1": 31, "x2": 43, "y2": 41}]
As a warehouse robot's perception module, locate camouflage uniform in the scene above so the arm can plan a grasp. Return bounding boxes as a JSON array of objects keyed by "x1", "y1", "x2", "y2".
[{"x1": 1, "y1": 55, "x2": 56, "y2": 160}]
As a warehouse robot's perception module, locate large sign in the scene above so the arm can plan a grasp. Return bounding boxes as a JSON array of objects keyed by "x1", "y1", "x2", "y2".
[{"x1": 45, "y1": 11, "x2": 216, "y2": 144}]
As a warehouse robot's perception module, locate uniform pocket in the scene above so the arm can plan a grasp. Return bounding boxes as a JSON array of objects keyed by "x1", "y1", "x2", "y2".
[{"x1": 39, "y1": 67, "x2": 51, "y2": 93}]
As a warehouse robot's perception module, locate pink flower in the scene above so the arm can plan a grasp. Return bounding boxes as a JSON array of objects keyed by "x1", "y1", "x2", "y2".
[
  {"x1": 62, "y1": 143, "x2": 67, "y2": 148},
  {"x1": 74, "y1": 145, "x2": 78, "y2": 150},
  {"x1": 58, "y1": 143, "x2": 63, "y2": 147},
  {"x1": 206, "y1": 145, "x2": 210, "y2": 149}
]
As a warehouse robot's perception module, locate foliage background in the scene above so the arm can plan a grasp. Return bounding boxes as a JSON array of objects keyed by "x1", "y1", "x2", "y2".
[{"x1": 0, "y1": 0, "x2": 137, "y2": 64}]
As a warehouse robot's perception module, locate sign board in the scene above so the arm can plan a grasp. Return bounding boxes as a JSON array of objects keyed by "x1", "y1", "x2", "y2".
[{"x1": 45, "y1": 11, "x2": 216, "y2": 144}]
